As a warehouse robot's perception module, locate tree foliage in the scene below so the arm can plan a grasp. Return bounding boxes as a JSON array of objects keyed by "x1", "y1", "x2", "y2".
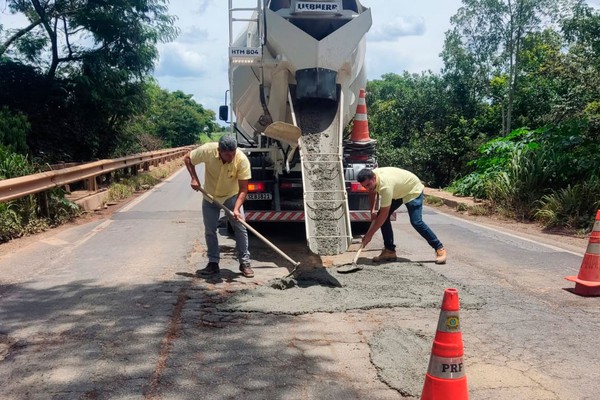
[
  {"x1": 1, "y1": 0, "x2": 178, "y2": 79},
  {"x1": 367, "y1": 72, "x2": 481, "y2": 187},
  {"x1": 0, "y1": 1, "x2": 218, "y2": 163},
  {"x1": 117, "y1": 81, "x2": 218, "y2": 155},
  {"x1": 0, "y1": 106, "x2": 29, "y2": 154},
  {"x1": 366, "y1": 0, "x2": 600, "y2": 231},
  {"x1": 445, "y1": 0, "x2": 580, "y2": 135}
]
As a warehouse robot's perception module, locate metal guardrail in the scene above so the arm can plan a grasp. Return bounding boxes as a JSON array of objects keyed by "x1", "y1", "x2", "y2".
[{"x1": 0, "y1": 147, "x2": 192, "y2": 203}]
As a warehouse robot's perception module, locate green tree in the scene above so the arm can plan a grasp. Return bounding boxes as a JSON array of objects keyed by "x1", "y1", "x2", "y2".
[
  {"x1": 0, "y1": 106, "x2": 30, "y2": 154},
  {"x1": 155, "y1": 90, "x2": 217, "y2": 147},
  {"x1": 441, "y1": 30, "x2": 482, "y2": 120},
  {"x1": 446, "y1": 0, "x2": 579, "y2": 135},
  {"x1": 120, "y1": 82, "x2": 218, "y2": 152},
  {"x1": 559, "y1": 3, "x2": 600, "y2": 141},
  {"x1": 510, "y1": 29, "x2": 563, "y2": 127},
  {"x1": 1, "y1": 0, "x2": 178, "y2": 79},
  {"x1": 0, "y1": 1, "x2": 179, "y2": 161},
  {"x1": 367, "y1": 73, "x2": 478, "y2": 186}
]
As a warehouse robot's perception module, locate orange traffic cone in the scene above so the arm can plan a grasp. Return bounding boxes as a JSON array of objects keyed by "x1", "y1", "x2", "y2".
[
  {"x1": 421, "y1": 288, "x2": 468, "y2": 400},
  {"x1": 350, "y1": 88, "x2": 374, "y2": 142},
  {"x1": 565, "y1": 210, "x2": 600, "y2": 296}
]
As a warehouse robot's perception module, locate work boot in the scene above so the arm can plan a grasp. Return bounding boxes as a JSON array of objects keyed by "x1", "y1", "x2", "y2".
[
  {"x1": 239, "y1": 262, "x2": 254, "y2": 278},
  {"x1": 196, "y1": 262, "x2": 220, "y2": 276},
  {"x1": 435, "y1": 248, "x2": 447, "y2": 264},
  {"x1": 373, "y1": 249, "x2": 397, "y2": 263}
]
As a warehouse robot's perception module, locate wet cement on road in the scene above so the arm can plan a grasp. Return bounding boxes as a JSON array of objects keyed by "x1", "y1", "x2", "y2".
[
  {"x1": 369, "y1": 328, "x2": 432, "y2": 397},
  {"x1": 218, "y1": 262, "x2": 485, "y2": 314},
  {"x1": 216, "y1": 261, "x2": 484, "y2": 397}
]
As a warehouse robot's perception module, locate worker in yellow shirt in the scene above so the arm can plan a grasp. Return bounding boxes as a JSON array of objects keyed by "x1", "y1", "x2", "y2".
[
  {"x1": 184, "y1": 135, "x2": 254, "y2": 277},
  {"x1": 357, "y1": 167, "x2": 447, "y2": 264}
]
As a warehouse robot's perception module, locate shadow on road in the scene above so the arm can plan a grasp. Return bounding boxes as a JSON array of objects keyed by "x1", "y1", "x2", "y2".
[{"x1": 0, "y1": 278, "x2": 346, "y2": 399}]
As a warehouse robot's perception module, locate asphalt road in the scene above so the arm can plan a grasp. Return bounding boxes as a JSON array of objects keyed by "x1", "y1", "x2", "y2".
[{"x1": 0, "y1": 167, "x2": 598, "y2": 400}]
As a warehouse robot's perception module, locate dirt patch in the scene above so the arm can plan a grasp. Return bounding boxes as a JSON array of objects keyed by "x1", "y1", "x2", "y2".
[{"x1": 0, "y1": 333, "x2": 23, "y2": 361}]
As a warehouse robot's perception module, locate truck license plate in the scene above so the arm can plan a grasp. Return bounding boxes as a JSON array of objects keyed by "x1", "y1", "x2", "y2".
[{"x1": 247, "y1": 193, "x2": 272, "y2": 200}]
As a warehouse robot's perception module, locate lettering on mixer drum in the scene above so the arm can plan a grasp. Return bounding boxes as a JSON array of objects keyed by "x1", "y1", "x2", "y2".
[{"x1": 295, "y1": 2, "x2": 340, "y2": 13}]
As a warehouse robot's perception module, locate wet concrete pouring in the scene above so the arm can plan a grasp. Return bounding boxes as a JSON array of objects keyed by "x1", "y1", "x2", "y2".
[{"x1": 297, "y1": 100, "x2": 348, "y2": 256}]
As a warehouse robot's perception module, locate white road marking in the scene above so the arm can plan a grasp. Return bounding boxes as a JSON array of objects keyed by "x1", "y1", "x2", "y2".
[
  {"x1": 433, "y1": 209, "x2": 584, "y2": 257},
  {"x1": 118, "y1": 167, "x2": 186, "y2": 213},
  {"x1": 74, "y1": 219, "x2": 113, "y2": 246}
]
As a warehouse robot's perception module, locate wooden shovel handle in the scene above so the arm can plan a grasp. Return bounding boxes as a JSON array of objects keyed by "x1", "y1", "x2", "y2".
[
  {"x1": 352, "y1": 245, "x2": 364, "y2": 265},
  {"x1": 197, "y1": 187, "x2": 300, "y2": 268}
]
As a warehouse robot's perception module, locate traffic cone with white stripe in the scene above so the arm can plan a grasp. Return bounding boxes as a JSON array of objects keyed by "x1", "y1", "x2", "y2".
[
  {"x1": 350, "y1": 88, "x2": 374, "y2": 143},
  {"x1": 565, "y1": 210, "x2": 600, "y2": 296},
  {"x1": 421, "y1": 288, "x2": 468, "y2": 400}
]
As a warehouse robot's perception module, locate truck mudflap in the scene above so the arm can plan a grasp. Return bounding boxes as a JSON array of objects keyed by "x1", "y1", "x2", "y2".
[{"x1": 245, "y1": 211, "x2": 396, "y2": 222}]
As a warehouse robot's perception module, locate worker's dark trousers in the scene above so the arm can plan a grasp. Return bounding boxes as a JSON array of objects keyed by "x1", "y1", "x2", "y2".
[
  {"x1": 202, "y1": 195, "x2": 250, "y2": 264},
  {"x1": 380, "y1": 192, "x2": 443, "y2": 251}
]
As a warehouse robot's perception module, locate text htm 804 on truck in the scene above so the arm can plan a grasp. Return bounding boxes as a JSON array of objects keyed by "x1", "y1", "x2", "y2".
[{"x1": 221, "y1": 0, "x2": 378, "y2": 256}]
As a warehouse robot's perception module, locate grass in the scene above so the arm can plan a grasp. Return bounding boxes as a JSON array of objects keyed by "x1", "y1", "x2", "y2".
[
  {"x1": 105, "y1": 159, "x2": 184, "y2": 204},
  {"x1": 425, "y1": 195, "x2": 444, "y2": 207}
]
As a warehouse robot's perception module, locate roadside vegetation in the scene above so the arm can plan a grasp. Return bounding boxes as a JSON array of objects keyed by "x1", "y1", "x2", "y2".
[{"x1": 366, "y1": 0, "x2": 600, "y2": 234}]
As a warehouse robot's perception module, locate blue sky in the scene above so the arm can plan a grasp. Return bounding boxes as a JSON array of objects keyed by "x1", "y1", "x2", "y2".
[{"x1": 154, "y1": 0, "x2": 464, "y2": 117}]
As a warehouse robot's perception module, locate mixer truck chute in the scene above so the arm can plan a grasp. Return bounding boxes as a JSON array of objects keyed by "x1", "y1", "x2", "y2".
[{"x1": 223, "y1": 0, "x2": 379, "y2": 256}]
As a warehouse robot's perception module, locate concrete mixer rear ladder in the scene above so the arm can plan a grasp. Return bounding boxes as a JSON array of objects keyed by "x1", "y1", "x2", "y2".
[
  {"x1": 299, "y1": 92, "x2": 353, "y2": 256},
  {"x1": 228, "y1": 0, "x2": 265, "y2": 126},
  {"x1": 228, "y1": 0, "x2": 265, "y2": 57}
]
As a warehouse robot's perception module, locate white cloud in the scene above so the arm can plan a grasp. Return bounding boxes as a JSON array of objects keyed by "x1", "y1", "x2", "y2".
[
  {"x1": 369, "y1": 16, "x2": 426, "y2": 41},
  {"x1": 177, "y1": 26, "x2": 210, "y2": 44},
  {"x1": 194, "y1": 0, "x2": 213, "y2": 15},
  {"x1": 155, "y1": 43, "x2": 209, "y2": 78}
]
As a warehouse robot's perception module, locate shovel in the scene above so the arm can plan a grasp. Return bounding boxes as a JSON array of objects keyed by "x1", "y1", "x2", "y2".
[
  {"x1": 262, "y1": 121, "x2": 301, "y2": 145},
  {"x1": 336, "y1": 220, "x2": 376, "y2": 274},
  {"x1": 336, "y1": 244, "x2": 366, "y2": 273},
  {"x1": 196, "y1": 187, "x2": 300, "y2": 270},
  {"x1": 263, "y1": 122, "x2": 302, "y2": 172}
]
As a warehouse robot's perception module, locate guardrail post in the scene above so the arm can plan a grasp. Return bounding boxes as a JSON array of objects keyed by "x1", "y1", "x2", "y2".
[
  {"x1": 85, "y1": 177, "x2": 98, "y2": 191},
  {"x1": 37, "y1": 192, "x2": 49, "y2": 218}
]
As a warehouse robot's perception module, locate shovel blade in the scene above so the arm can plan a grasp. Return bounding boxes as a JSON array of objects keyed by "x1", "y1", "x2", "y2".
[
  {"x1": 336, "y1": 264, "x2": 363, "y2": 274},
  {"x1": 263, "y1": 122, "x2": 301, "y2": 145}
]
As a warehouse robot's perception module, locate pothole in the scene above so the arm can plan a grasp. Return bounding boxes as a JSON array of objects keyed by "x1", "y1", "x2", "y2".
[{"x1": 0, "y1": 334, "x2": 24, "y2": 361}]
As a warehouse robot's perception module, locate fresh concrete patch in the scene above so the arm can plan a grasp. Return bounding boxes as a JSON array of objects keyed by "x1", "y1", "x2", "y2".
[
  {"x1": 369, "y1": 328, "x2": 431, "y2": 397},
  {"x1": 218, "y1": 263, "x2": 485, "y2": 315}
]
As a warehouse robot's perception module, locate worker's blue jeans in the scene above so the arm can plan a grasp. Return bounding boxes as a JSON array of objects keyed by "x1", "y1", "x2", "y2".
[
  {"x1": 380, "y1": 192, "x2": 443, "y2": 251},
  {"x1": 202, "y1": 195, "x2": 250, "y2": 265}
]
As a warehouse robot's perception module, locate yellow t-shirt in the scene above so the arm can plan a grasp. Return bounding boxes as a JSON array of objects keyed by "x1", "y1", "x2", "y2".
[
  {"x1": 374, "y1": 167, "x2": 424, "y2": 207},
  {"x1": 189, "y1": 142, "x2": 251, "y2": 203}
]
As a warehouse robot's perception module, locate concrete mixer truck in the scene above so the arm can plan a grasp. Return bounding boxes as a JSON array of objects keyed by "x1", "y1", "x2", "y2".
[{"x1": 221, "y1": 0, "x2": 380, "y2": 256}]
